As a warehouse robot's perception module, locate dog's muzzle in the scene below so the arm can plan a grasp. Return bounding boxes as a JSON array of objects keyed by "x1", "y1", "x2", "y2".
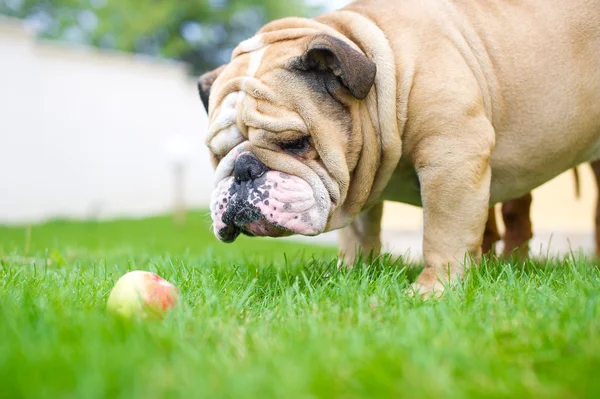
[{"x1": 210, "y1": 152, "x2": 325, "y2": 242}]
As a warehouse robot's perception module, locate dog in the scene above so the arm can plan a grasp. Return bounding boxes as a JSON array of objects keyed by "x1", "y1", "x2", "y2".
[
  {"x1": 198, "y1": 0, "x2": 600, "y2": 296},
  {"x1": 483, "y1": 161, "x2": 600, "y2": 258}
]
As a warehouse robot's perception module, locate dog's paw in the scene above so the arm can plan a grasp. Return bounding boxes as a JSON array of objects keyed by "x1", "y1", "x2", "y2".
[
  {"x1": 404, "y1": 281, "x2": 446, "y2": 300},
  {"x1": 336, "y1": 258, "x2": 348, "y2": 270},
  {"x1": 336, "y1": 255, "x2": 359, "y2": 270}
]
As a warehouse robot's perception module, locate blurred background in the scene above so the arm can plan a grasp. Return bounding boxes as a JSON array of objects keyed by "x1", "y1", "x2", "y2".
[{"x1": 0, "y1": 0, "x2": 597, "y2": 258}]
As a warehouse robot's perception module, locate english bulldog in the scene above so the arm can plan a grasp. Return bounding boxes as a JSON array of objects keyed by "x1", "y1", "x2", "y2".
[{"x1": 198, "y1": 0, "x2": 600, "y2": 296}]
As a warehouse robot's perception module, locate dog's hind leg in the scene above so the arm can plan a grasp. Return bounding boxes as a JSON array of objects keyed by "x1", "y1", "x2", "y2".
[
  {"x1": 482, "y1": 207, "x2": 501, "y2": 256},
  {"x1": 501, "y1": 193, "x2": 533, "y2": 260}
]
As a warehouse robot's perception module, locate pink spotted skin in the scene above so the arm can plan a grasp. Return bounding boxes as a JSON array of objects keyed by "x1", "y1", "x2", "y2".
[{"x1": 210, "y1": 171, "x2": 324, "y2": 241}]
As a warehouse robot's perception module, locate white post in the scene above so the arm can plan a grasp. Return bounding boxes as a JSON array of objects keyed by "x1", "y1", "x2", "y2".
[{"x1": 165, "y1": 134, "x2": 194, "y2": 227}]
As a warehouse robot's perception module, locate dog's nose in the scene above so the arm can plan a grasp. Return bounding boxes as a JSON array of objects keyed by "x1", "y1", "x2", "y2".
[{"x1": 234, "y1": 153, "x2": 268, "y2": 182}]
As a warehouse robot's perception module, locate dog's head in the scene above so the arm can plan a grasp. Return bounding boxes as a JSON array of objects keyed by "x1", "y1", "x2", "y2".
[{"x1": 198, "y1": 20, "x2": 381, "y2": 243}]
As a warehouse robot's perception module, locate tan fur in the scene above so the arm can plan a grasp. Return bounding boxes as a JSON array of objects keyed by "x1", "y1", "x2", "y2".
[{"x1": 199, "y1": 0, "x2": 600, "y2": 297}]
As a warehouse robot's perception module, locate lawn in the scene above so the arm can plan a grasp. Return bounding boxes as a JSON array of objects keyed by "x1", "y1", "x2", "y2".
[{"x1": 1, "y1": 212, "x2": 599, "y2": 399}]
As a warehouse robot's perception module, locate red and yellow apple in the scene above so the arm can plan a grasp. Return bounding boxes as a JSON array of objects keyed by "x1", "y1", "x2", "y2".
[{"x1": 107, "y1": 270, "x2": 178, "y2": 320}]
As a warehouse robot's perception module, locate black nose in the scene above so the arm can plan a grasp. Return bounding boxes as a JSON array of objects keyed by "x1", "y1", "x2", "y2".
[{"x1": 234, "y1": 153, "x2": 268, "y2": 182}]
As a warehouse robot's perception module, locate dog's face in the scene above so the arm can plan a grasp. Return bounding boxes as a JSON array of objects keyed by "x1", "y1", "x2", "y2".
[{"x1": 198, "y1": 26, "x2": 377, "y2": 243}]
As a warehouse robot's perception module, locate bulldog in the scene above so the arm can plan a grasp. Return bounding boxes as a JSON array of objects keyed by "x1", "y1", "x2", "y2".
[
  {"x1": 483, "y1": 161, "x2": 600, "y2": 258},
  {"x1": 198, "y1": 0, "x2": 600, "y2": 296}
]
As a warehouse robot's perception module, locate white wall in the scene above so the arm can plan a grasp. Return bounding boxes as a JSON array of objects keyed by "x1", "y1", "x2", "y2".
[{"x1": 0, "y1": 17, "x2": 213, "y2": 223}]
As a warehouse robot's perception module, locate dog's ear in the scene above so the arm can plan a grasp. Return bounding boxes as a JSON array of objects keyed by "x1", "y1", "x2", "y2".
[
  {"x1": 296, "y1": 34, "x2": 376, "y2": 100},
  {"x1": 197, "y1": 64, "x2": 227, "y2": 112}
]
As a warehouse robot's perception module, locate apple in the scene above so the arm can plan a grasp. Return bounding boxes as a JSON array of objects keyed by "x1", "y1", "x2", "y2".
[{"x1": 107, "y1": 270, "x2": 178, "y2": 320}]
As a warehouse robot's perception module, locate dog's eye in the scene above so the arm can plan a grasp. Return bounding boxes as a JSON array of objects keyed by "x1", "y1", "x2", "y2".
[{"x1": 280, "y1": 136, "x2": 311, "y2": 154}]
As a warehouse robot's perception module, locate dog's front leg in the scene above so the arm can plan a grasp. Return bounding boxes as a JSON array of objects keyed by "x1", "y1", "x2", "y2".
[
  {"x1": 337, "y1": 202, "x2": 384, "y2": 267},
  {"x1": 409, "y1": 119, "x2": 494, "y2": 297}
]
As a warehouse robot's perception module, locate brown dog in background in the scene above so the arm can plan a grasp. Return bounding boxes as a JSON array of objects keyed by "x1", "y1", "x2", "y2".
[{"x1": 483, "y1": 161, "x2": 600, "y2": 258}]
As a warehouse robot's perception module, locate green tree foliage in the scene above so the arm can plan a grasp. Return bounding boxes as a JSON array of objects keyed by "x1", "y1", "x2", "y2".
[{"x1": 0, "y1": 0, "x2": 321, "y2": 74}]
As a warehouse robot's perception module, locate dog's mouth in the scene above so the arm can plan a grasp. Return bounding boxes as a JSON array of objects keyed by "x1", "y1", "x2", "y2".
[
  {"x1": 218, "y1": 201, "x2": 291, "y2": 242},
  {"x1": 210, "y1": 171, "x2": 328, "y2": 243}
]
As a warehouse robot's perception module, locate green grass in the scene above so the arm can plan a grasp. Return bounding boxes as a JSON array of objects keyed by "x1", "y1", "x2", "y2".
[{"x1": 1, "y1": 212, "x2": 600, "y2": 398}]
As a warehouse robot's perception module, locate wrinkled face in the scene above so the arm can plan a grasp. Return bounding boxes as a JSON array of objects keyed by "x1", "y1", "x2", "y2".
[{"x1": 198, "y1": 30, "x2": 377, "y2": 243}]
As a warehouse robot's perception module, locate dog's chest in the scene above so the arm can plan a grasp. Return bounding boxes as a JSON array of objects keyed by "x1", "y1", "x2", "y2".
[{"x1": 379, "y1": 165, "x2": 422, "y2": 207}]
